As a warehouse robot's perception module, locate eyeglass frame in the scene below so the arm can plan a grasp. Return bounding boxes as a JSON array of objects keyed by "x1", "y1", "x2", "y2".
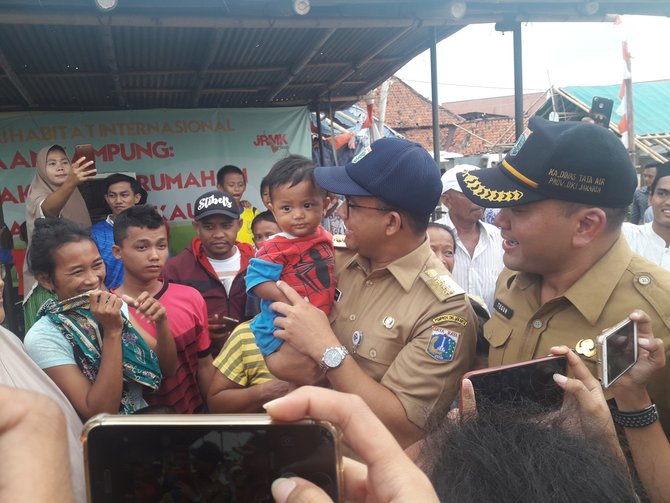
[{"x1": 340, "y1": 196, "x2": 400, "y2": 219}]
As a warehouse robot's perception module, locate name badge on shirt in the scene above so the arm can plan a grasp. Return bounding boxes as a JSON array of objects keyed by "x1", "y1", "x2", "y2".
[{"x1": 493, "y1": 299, "x2": 514, "y2": 319}]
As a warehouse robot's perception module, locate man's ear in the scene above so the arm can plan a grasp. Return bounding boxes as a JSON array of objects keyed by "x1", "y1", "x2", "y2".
[
  {"x1": 236, "y1": 218, "x2": 243, "y2": 231},
  {"x1": 216, "y1": 183, "x2": 223, "y2": 192},
  {"x1": 133, "y1": 193, "x2": 141, "y2": 204},
  {"x1": 573, "y1": 207, "x2": 607, "y2": 248},
  {"x1": 36, "y1": 273, "x2": 54, "y2": 293},
  {"x1": 440, "y1": 192, "x2": 451, "y2": 209},
  {"x1": 111, "y1": 244, "x2": 122, "y2": 260},
  {"x1": 384, "y1": 211, "x2": 403, "y2": 237}
]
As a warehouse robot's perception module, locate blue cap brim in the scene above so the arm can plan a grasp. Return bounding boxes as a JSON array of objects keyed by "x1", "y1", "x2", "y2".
[{"x1": 314, "y1": 165, "x2": 372, "y2": 197}]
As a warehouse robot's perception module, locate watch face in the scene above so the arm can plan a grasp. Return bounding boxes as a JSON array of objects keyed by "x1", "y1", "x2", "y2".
[{"x1": 324, "y1": 348, "x2": 343, "y2": 368}]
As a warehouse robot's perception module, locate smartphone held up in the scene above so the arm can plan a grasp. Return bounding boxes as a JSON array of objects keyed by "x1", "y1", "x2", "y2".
[
  {"x1": 461, "y1": 355, "x2": 567, "y2": 413},
  {"x1": 82, "y1": 414, "x2": 342, "y2": 503},
  {"x1": 74, "y1": 143, "x2": 97, "y2": 173},
  {"x1": 596, "y1": 318, "x2": 638, "y2": 388}
]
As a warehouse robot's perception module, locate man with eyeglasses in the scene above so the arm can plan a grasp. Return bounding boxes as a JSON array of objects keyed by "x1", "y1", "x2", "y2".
[{"x1": 266, "y1": 138, "x2": 477, "y2": 448}]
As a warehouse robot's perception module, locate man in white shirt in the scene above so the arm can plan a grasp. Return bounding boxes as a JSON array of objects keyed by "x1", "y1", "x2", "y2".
[
  {"x1": 436, "y1": 165, "x2": 504, "y2": 312},
  {"x1": 622, "y1": 162, "x2": 670, "y2": 270}
]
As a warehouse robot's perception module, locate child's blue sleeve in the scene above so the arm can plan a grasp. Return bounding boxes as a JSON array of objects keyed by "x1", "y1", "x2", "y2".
[{"x1": 245, "y1": 258, "x2": 284, "y2": 296}]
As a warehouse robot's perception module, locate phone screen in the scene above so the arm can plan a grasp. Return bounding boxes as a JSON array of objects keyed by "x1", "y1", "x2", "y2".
[
  {"x1": 604, "y1": 320, "x2": 637, "y2": 386},
  {"x1": 467, "y1": 356, "x2": 567, "y2": 411},
  {"x1": 85, "y1": 422, "x2": 340, "y2": 503}
]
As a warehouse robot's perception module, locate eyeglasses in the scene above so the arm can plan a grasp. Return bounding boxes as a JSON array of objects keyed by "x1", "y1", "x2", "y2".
[{"x1": 342, "y1": 197, "x2": 399, "y2": 219}]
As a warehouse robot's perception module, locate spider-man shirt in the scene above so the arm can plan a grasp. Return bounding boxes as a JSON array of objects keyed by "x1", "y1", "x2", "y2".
[{"x1": 246, "y1": 226, "x2": 335, "y2": 356}]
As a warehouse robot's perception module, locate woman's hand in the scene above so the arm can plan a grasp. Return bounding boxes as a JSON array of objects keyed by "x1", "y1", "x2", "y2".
[
  {"x1": 264, "y1": 386, "x2": 439, "y2": 503},
  {"x1": 89, "y1": 290, "x2": 124, "y2": 336},
  {"x1": 611, "y1": 310, "x2": 665, "y2": 397},
  {"x1": 65, "y1": 156, "x2": 96, "y2": 187}
]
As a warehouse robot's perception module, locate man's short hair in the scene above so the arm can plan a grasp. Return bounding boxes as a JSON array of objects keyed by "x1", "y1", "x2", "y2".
[
  {"x1": 264, "y1": 155, "x2": 321, "y2": 199},
  {"x1": 650, "y1": 162, "x2": 670, "y2": 195},
  {"x1": 216, "y1": 165, "x2": 245, "y2": 186},
  {"x1": 562, "y1": 203, "x2": 627, "y2": 233},
  {"x1": 104, "y1": 173, "x2": 142, "y2": 195},
  {"x1": 113, "y1": 205, "x2": 165, "y2": 245}
]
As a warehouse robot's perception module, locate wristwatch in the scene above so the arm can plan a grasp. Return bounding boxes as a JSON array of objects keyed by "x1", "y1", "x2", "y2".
[{"x1": 320, "y1": 346, "x2": 349, "y2": 372}]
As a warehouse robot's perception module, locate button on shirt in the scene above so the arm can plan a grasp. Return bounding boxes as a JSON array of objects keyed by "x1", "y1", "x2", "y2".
[
  {"x1": 621, "y1": 222, "x2": 670, "y2": 271},
  {"x1": 331, "y1": 241, "x2": 477, "y2": 429},
  {"x1": 435, "y1": 213, "x2": 504, "y2": 313},
  {"x1": 484, "y1": 237, "x2": 670, "y2": 435}
]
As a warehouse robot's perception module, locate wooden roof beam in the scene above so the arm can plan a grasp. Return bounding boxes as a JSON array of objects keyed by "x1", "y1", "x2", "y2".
[
  {"x1": 266, "y1": 28, "x2": 336, "y2": 104},
  {"x1": 191, "y1": 29, "x2": 225, "y2": 107},
  {"x1": 99, "y1": 24, "x2": 126, "y2": 108},
  {"x1": 0, "y1": 47, "x2": 35, "y2": 106}
]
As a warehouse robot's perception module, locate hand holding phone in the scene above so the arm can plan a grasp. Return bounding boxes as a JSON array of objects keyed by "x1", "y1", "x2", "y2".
[
  {"x1": 461, "y1": 355, "x2": 567, "y2": 412},
  {"x1": 74, "y1": 143, "x2": 97, "y2": 171},
  {"x1": 82, "y1": 414, "x2": 343, "y2": 503},
  {"x1": 596, "y1": 318, "x2": 638, "y2": 388}
]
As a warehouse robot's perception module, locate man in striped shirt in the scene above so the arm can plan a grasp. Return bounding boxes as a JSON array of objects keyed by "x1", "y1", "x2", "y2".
[
  {"x1": 436, "y1": 165, "x2": 504, "y2": 313},
  {"x1": 207, "y1": 320, "x2": 289, "y2": 412}
]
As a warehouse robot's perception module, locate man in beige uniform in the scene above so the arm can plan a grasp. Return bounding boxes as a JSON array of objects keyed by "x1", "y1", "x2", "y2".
[
  {"x1": 457, "y1": 116, "x2": 670, "y2": 435},
  {"x1": 268, "y1": 138, "x2": 477, "y2": 447}
]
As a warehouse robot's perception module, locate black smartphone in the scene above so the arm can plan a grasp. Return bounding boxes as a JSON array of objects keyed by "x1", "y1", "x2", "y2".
[
  {"x1": 74, "y1": 143, "x2": 97, "y2": 172},
  {"x1": 597, "y1": 318, "x2": 638, "y2": 388},
  {"x1": 589, "y1": 96, "x2": 614, "y2": 128},
  {"x1": 462, "y1": 355, "x2": 567, "y2": 411},
  {"x1": 82, "y1": 414, "x2": 343, "y2": 503}
]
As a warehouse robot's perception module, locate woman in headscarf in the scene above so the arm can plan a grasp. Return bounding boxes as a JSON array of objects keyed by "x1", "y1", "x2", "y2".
[{"x1": 23, "y1": 145, "x2": 95, "y2": 331}]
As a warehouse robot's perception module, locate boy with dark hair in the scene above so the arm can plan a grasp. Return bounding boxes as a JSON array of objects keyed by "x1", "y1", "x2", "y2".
[
  {"x1": 216, "y1": 164, "x2": 259, "y2": 246},
  {"x1": 112, "y1": 205, "x2": 213, "y2": 414},
  {"x1": 162, "y1": 190, "x2": 255, "y2": 355},
  {"x1": 251, "y1": 210, "x2": 280, "y2": 247},
  {"x1": 246, "y1": 155, "x2": 335, "y2": 357},
  {"x1": 91, "y1": 173, "x2": 144, "y2": 289}
]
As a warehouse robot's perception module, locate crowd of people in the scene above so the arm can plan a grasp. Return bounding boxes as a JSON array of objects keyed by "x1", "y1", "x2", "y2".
[{"x1": 1, "y1": 116, "x2": 669, "y2": 502}]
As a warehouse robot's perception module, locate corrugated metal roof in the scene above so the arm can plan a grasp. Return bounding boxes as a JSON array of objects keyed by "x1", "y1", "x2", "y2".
[
  {"x1": 564, "y1": 81, "x2": 670, "y2": 136},
  {"x1": 0, "y1": 0, "x2": 667, "y2": 111}
]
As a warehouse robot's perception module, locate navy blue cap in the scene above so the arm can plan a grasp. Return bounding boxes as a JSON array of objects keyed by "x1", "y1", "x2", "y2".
[
  {"x1": 457, "y1": 117, "x2": 637, "y2": 208},
  {"x1": 314, "y1": 138, "x2": 441, "y2": 216}
]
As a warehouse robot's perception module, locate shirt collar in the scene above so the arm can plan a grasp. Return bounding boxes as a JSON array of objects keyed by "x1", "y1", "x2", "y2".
[
  {"x1": 507, "y1": 236, "x2": 633, "y2": 325},
  {"x1": 346, "y1": 239, "x2": 434, "y2": 292}
]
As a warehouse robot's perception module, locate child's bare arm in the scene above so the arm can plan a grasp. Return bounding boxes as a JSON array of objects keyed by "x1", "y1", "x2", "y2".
[{"x1": 252, "y1": 281, "x2": 290, "y2": 303}]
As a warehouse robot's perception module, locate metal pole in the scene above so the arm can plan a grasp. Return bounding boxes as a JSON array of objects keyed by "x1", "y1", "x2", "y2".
[
  {"x1": 513, "y1": 22, "x2": 524, "y2": 139},
  {"x1": 430, "y1": 27, "x2": 440, "y2": 167},
  {"x1": 328, "y1": 94, "x2": 339, "y2": 166},
  {"x1": 623, "y1": 41, "x2": 638, "y2": 168},
  {"x1": 315, "y1": 103, "x2": 325, "y2": 166}
]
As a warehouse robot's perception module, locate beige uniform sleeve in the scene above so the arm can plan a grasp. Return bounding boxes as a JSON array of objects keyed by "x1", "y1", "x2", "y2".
[{"x1": 381, "y1": 293, "x2": 477, "y2": 429}]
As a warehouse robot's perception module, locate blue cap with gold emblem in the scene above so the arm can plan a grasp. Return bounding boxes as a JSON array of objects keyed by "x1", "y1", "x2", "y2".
[
  {"x1": 456, "y1": 116, "x2": 637, "y2": 208},
  {"x1": 314, "y1": 137, "x2": 441, "y2": 216}
]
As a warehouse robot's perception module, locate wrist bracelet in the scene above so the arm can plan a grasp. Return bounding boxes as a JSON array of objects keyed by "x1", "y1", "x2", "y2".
[{"x1": 610, "y1": 403, "x2": 658, "y2": 428}]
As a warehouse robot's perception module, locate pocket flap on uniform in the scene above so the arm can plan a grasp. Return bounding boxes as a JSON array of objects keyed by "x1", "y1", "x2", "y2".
[
  {"x1": 355, "y1": 333, "x2": 403, "y2": 366},
  {"x1": 483, "y1": 325, "x2": 513, "y2": 348}
]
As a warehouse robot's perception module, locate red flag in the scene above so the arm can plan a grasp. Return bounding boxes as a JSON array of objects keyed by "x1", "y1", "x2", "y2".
[{"x1": 361, "y1": 103, "x2": 374, "y2": 129}]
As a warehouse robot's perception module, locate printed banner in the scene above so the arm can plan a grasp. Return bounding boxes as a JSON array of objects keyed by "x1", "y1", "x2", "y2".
[{"x1": 0, "y1": 107, "x2": 311, "y2": 249}]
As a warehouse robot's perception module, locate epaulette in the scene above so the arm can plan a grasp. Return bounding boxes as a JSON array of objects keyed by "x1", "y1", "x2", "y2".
[
  {"x1": 332, "y1": 234, "x2": 347, "y2": 248},
  {"x1": 420, "y1": 269, "x2": 464, "y2": 301}
]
